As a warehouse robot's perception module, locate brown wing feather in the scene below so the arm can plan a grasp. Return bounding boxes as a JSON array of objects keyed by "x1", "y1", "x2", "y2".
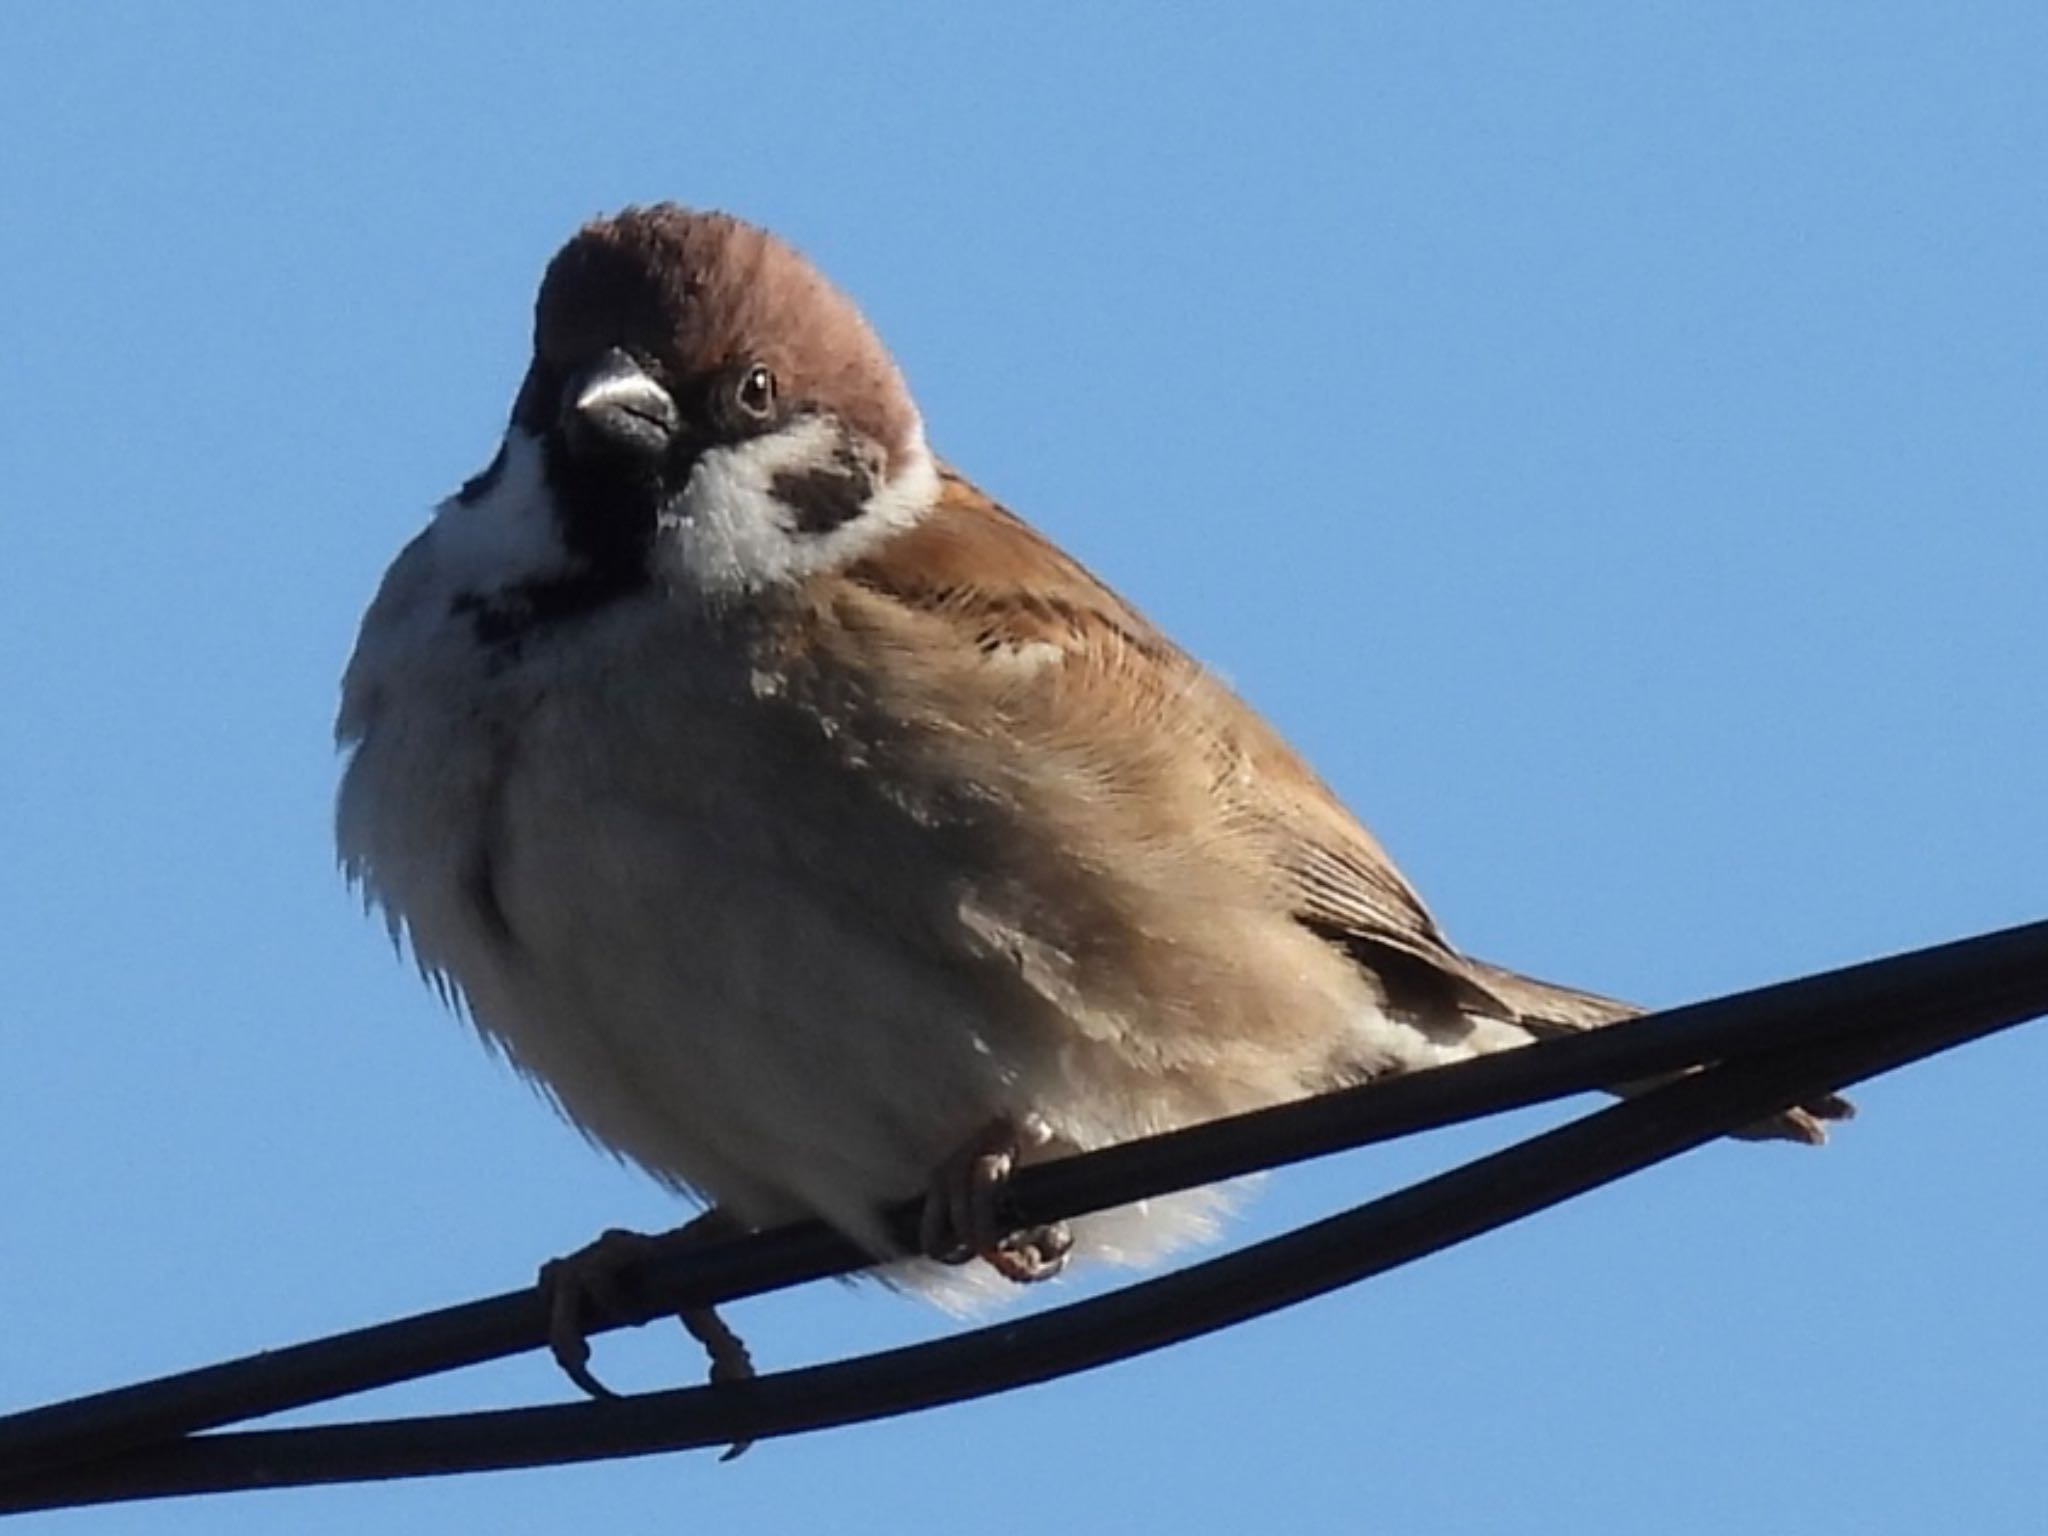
[
  {"x1": 820, "y1": 467, "x2": 1850, "y2": 1141},
  {"x1": 840, "y1": 468, "x2": 1506, "y2": 1015}
]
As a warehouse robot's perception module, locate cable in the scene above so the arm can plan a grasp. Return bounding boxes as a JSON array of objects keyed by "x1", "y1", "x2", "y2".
[
  {"x1": 2, "y1": 991, "x2": 2027, "y2": 1512},
  {"x1": 0, "y1": 919, "x2": 2042, "y2": 1511}
]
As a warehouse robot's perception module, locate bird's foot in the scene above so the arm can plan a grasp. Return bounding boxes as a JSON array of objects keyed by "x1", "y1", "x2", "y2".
[
  {"x1": 920, "y1": 1113, "x2": 1073, "y2": 1283},
  {"x1": 1744, "y1": 1090, "x2": 1859, "y2": 1145},
  {"x1": 539, "y1": 1225, "x2": 653, "y2": 1401},
  {"x1": 537, "y1": 1208, "x2": 757, "y2": 1455}
]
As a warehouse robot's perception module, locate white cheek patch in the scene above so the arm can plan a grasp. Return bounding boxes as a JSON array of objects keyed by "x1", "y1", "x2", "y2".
[
  {"x1": 428, "y1": 430, "x2": 577, "y2": 592},
  {"x1": 663, "y1": 417, "x2": 941, "y2": 596}
]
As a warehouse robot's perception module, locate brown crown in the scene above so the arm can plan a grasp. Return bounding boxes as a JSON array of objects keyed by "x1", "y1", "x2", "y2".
[{"x1": 529, "y1": 205, "x2": 919, "y2": 473}]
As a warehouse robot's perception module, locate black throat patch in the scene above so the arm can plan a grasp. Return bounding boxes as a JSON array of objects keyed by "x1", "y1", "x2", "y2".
[{"x1": 443, "y1": 437, "x2": 656, "y2": 655}]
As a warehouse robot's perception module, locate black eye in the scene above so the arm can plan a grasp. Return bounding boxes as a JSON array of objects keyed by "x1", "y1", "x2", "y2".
[{"x1": 735, "y1": 363, "x2": 777, "y2": 420}]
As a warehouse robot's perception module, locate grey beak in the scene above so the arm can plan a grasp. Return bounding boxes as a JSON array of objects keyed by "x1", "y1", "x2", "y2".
[{"x1": 562, "y1": 348, "x2": 680, "y2": 460}]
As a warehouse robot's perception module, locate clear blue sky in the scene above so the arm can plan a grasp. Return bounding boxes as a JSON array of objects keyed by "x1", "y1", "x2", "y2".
[{"x1": 3, "y1": 5, "x2": 2043, "y2": 1532}]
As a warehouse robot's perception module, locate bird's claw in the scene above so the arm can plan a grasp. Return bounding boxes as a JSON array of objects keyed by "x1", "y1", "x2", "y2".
[
  {"x1": 920, "y1": 1114, "x2": 1072, "y2": 1283},
  {"x1": 536, "y1": 1215, "x2": 759, "y2": 1456},
  {"x1": 537, "y1": 1226, "x2": 661, "y2": 1400}
]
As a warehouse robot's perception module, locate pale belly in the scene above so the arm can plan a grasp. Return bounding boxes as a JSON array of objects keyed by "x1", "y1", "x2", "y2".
[
  {"x1": 336, "y1": 601, "x2": 1477, "y2": 1281},
  {"x1": 343, "y1": 606, "x2": 1240, "y2": 1277}
]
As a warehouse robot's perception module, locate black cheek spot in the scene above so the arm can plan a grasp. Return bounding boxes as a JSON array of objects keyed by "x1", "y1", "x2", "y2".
[{"x1": 771, "y1": 462, "x2": 874, "y2": 535}]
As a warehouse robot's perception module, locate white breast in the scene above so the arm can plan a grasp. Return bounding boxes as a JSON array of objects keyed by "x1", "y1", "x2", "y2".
[{"x1": 337, "y1": 451, "x2": 1228, "y2": 1285}]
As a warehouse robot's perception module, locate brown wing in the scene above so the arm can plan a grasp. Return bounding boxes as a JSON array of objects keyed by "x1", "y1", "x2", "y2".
[
  {"x1": 835, "y1": 466, "x2": 1510, "y2": 1018},
  {"x1": 819, "y1": 467, "x2": 1850, "y2": 1140}
]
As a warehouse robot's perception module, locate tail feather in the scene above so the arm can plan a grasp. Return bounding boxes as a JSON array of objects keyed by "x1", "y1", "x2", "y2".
[{"x1": 1464, "y1": 959, "x2": 1856, "y2": 1145}]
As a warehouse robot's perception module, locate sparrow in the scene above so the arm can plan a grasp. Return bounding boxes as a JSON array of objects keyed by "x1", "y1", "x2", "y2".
[{"x1": 337, "y1": 205, "x2": 1850, "y2": 1394}]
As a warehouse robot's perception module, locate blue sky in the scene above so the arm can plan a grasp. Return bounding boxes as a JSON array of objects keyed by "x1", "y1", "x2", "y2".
[{"x1": 3, "y1": 5, "x2": 2043, "y2": 1531}]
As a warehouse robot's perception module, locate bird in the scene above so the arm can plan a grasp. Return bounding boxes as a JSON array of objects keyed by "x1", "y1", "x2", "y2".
[{"x1": 336, "y1": 204, "x2": 1850, "y2": 1396}]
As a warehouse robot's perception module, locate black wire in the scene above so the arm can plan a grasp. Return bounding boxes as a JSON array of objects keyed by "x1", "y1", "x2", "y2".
[
  {"x1": 0, "y1": 919, "x2": 2042, "y2": 1508},
  {"x1": 0, "y1": 982, "x2": 2029, "y2": 1513}
]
